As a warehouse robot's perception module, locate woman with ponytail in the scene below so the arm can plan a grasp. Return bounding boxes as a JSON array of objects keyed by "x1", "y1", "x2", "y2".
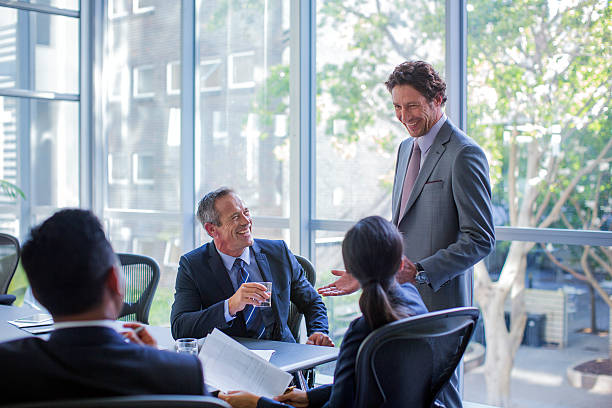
[{"x1": 219, "y1": 216, "x2": 428, "y2": 408}]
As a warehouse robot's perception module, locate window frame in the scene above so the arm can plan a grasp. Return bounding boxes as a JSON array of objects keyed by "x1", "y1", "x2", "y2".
[
  {"x1": 133, "y1": 0, "x2": 155, "y2": 15},
  {"x1": 199, "y1": 58, "x2": 223, "y2": 92},
  {"x1": 108, "y1": 0, "x2": 129, "y2": 20},
  {"x1": 166, "y1": 61, "x2": 180, "y2": 96},
  {"x1": 131, "y1": 152, "x2": 155, "y2": 185},
  {"x1": 132, "y1": 65, "x2": 156, "y2": 99},
  {"x1": 107, "y1": 152, "x2": 130, "y2": 185},
  {"x1": 227, "y1": 51, "x2": 256, "y2": 89}
]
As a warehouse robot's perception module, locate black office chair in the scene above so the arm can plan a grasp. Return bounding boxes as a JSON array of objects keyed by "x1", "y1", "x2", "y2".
[
  {"x1": 354, "y1": 307, "x2": 479, "y2": 408},
  {"x1": 288, "y1": 255, "x2": 319, "y2": 389},
  {"x1": 117, "y1": 253, "x2": 160, "y2": 325},
  {"x1": 0, "y1": 233, "x2": 20, "y2": 306},
  {"x1": 4, "y1": 395, "x2": 230, "y2": 408},
  {"x1": 288, "y1": 254, "x2": 317, "y2": 342}
]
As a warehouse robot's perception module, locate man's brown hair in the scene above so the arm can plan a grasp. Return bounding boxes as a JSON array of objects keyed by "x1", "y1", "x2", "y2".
[{"x1": 385, "y1": 61, "x2": 447, "y2": 105}]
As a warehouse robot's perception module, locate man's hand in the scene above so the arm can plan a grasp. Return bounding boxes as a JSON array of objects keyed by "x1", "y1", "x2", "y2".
[
  {"x1": 228, "y1": 282, "x2": 270, "y2": 316},
  {"x1": 274, "y1": 388, "x2": 309, "y2": 408},
  {"x1": 317, "y1": 269, "x2": 360, "y2": 297},
  {"x1": 306, "y1": 332, "x2": 334, "y2": 347},
  {"x1": 121, "y1": 322, "x2": 157, "y2": 347},
  {"x1": 218, "y1": 390, "x2": 260, "y2": 408},
  {"x1": 396, "y1": 255, "x2": 417, "y2": 285}
]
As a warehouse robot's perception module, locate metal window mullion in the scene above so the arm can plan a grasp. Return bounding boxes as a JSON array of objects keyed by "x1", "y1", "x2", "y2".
[
  {"x1": 79, "y1": 0, "x2": 92, "y2": 210},
  {"x1": 92, "y1": 0, "x2": 105, "y2": 216},
  {"x1": 252, "y1": 216, "x2": 290, "y2": 230},
  {"x1": 495, "y1": 227, "x2": 612, "y2": 247},
  {"x1": 0, "y1": 89, "x2": 79, "y2": 101},
  {"x1": 0, "y1": 0, "x2": 80, "y2": 18},
  {"x1": 310, "y1": 219, "x2": 612, "y2": 247},
  {"x1": 445, "y1": 0, "x2": 467, "y2": 131},
  {"x1": 180, "y1": 0, "x2": 196, "y2": 253},
  {"x1": 16, "y1": 9, "x2": 31, "y2": 240},
  {"x1": 289, "y1": 0, "x2": 315, "y2": 260}
]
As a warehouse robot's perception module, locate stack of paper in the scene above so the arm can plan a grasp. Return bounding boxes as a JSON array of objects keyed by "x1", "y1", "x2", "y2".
[
  {"x1": 8, "y1": 313, "x2": 54, "y2": 334},
  {"x1": 199, "y1": 329, "x2": 292, "y2": 398}
]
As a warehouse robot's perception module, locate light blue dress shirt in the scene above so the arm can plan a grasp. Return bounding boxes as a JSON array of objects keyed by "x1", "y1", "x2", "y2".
[{"x1": 217, "y1": 246, "x2": 264, "y2": 322}]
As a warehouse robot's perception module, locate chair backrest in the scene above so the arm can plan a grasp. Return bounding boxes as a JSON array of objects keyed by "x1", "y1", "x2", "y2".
[
  {"x1": 354, "y1": 307, "x2": 479, "y2": 408},
  {"x1": 117, "y1": 253, "x2": 160, "y2": 325},
  {"x1": 287, "y1": 255, "x2": 317, "y2": 342},
  {"x1": 0, "y1": 232, "x2": 20, "y2": 294},
  {"x1": 4, "y1": 395, "x2": 231, "y2": 408}
]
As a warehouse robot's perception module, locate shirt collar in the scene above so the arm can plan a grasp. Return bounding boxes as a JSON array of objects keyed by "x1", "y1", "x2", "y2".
[
  {"x1": 53, "y1": 319, "x2": 120, "y2": 331},
  {"x1": 217, "y1": 246, "x2": 251, "y2": 272},
  {"x1": 415, "y1": 112, "x2": 446, "y2": 154}
]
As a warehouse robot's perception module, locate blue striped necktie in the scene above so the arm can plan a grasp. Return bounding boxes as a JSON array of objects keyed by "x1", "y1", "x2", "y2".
[{"x1": 235, "y1": 258, "x2": 266, "y2": 339}]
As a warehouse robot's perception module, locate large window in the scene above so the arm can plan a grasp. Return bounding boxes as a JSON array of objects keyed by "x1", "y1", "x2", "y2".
[
  {"x1": 102, "y1": 0, "x2": 182, "y2": 325},
  {"x1": 196, "y1": 0, "x2": 291, "y2": 237},
  {"x1": 465, "y1": 0, "x2": 611, "y2": 406},
  {"x1": 315, "y1": 0, "x2": 446, "y2": 342},
  {"x1": 2, "y1": 2, "x2": 610, "y2": 406},
  {"x1": 0, "y1": 3, "x2": 80, "y2": 237}
]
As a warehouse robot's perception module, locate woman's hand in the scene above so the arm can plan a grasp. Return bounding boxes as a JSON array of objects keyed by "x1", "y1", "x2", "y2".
[
  {"x1": 218, "y1": 390, "x2": 260, "y2": 408},
  {"x1": 274, "y1": 388, "x2": 309, "y2": 407},
  {"x1": 317, "y1": 269, "x2": 360, "y2": 296}
]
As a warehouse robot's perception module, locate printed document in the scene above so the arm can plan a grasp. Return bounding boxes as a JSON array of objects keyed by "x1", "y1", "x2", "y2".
[{"x1": 199, "y1": 329, "x2": 292, "y2": 397}]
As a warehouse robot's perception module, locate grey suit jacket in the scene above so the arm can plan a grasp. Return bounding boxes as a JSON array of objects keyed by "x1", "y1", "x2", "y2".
[{"x1": 391, "y1": 118, "x2": 495, "y2": 311}]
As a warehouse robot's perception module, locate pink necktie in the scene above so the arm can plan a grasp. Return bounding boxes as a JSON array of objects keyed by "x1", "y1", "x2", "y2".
[{"x1": 399, "y1": 142, "x2": 421, "y2": 217}]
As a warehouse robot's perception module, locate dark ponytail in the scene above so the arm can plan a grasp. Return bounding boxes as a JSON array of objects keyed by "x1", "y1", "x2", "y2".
[{"x1": 343, "y1": 216, "x2": 414, "y2": 329}]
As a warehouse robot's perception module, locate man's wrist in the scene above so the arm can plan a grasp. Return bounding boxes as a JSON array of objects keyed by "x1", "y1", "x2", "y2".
[
  {"x1": 227, "y1": 297, "x2": 240, "y2": 317},
  {"x1": 414, "y1": 263, "x2": 430, "y2": 285},
  {"x1": 224, "y1": 299, "x2": 236, "y2": 322}
]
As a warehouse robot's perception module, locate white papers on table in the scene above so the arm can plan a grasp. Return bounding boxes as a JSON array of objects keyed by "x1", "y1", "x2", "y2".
[
  {"x1": 8, "y1": 313, "x2": 53, "y2": 328},
  {"x1": 250, "y1": 349, "x2": 275, "y2": 361},
  {"x1": 199, "y1": 329, "x2": 292, "y2": 397}
]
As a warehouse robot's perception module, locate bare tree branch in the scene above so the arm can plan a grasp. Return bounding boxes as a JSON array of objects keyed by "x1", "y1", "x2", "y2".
[
  {"x1": 538, "y1": 137, "x2": 612, "y2": 228},
  {"x1": 581, "y1": 246, "x2": 612, "y2": 308}
]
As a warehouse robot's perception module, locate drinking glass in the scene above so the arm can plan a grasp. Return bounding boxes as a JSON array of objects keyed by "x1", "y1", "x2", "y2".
[
  {"x1": 256, "y1": 282, "x2": 272, "y2": 307},
  {"x1": 175, "y1": 338, "x2": 198, "y2": 355}
]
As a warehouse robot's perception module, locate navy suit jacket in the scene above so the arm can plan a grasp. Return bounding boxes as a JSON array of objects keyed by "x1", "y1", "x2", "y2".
[
  {"x1": 0, "y1": 326, "x2": 206, "y2": 405},
  {"x1": 171, "y1": 239, "x2": 328, "y2": 342},
  {"x1": 257, "y1": 283, "x2": 428, "y2": 408}
]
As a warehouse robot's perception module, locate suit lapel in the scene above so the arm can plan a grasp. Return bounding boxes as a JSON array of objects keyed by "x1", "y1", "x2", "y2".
[
  {"x1": 205, "y1": 242, "x2": 236, "y2": 299},
  {"x1": 399, "y1": 120, "x2": 453, "y2": 223},
  {"x1": 392, "y1": 138, "x2": 414, "y2": 225},
  {"x1": 251, "y1": 241, "x2": 279, "y2": 330}
]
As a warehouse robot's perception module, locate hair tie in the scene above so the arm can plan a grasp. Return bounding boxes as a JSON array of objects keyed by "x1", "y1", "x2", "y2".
[{"x1": 362, "y1": 279, "x2": 381, "y2": 287}]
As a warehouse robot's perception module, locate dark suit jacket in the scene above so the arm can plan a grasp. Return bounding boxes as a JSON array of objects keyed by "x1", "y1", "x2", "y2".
[
  {"x1": 257, "y1": 283, "x2": 428, "y2": 408},
  {"x1": 171, "y1": 239, "x2": 328, "y2": 342},
  {"x1": 0, "y1": 326, "x2": 206, "y2": 405},
  {"x1": 391, "y1": 119, "x2": 495, "y2": 311}
]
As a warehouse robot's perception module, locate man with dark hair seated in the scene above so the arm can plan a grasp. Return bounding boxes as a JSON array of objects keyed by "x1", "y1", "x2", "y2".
[{"x1": 0, "y1": 209, "x2": 208, "y2": 405}]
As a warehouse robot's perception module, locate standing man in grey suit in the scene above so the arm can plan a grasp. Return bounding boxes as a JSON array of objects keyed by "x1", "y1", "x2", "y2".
[
  {"x1": 386, "y1": 60, "x2": 495, "y2": 311},
  {"x1": 319, "y1": 61, "x2": 495, "y2": 407}
]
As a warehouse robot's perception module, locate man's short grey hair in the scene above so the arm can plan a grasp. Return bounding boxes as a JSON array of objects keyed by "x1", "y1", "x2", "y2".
[{"x1": 196, "y1": 187, "x2": 235, "y2": 228}]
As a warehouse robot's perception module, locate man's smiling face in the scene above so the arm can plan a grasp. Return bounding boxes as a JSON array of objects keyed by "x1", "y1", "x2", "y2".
[
  {"x1": 207, "y1": 192, "x2": 253, "y2": 257},
  {"x1": 392, "y1": 84, "x2": 442, "y2": 138}
]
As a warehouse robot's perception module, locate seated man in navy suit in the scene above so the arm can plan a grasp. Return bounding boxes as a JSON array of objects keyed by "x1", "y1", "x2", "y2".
[
  {"x1": 0, "y1": 209, "x2": 208, "y2": 405},
  {"x1": 171, "y1": 187, "x2": 332, "y2": 347}
]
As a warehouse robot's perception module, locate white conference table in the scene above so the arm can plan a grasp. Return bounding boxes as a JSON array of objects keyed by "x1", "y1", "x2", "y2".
[
  {"x1": 0, "y1": 304, "x2": 339, "y2": 373},
  {"x1": 147, "y1": 325, "x2": 338, "y2": 373}
]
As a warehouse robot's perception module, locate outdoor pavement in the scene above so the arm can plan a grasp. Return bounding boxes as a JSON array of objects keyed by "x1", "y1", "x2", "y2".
[{"x1": 464, "y1": 285, "x2": 612, "y2": 408}]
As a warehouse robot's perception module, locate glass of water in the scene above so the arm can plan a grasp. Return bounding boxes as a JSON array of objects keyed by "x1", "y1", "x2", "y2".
[
  {"x1": 256, "y1": 282, "x2": 272, "y2": 308},
  {"x1": 175, "y1": 338, "x2": 198, "y2": 355}
]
